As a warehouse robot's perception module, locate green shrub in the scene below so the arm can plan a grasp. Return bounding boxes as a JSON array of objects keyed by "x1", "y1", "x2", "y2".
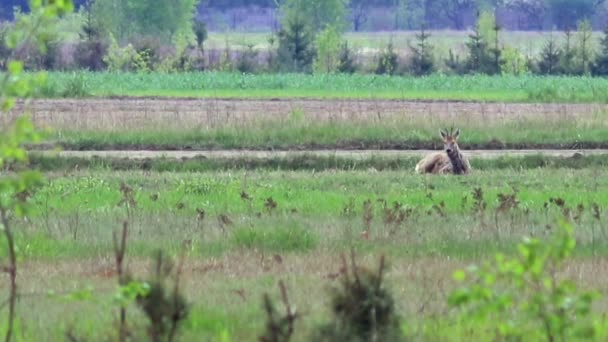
[
  {"x1": 315, "y1": 255, "x2": 401, "y2": 342},
  {"x1": 449, "y1": 221, "x2": 601, "y2": 341}
]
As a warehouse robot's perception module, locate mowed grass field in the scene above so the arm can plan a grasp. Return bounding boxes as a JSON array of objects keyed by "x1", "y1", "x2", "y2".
[{"x1": 6, "y1": 168, "x2": 608, "y2": 340}]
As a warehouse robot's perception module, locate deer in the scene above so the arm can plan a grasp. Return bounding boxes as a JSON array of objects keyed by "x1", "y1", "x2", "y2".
[{"x1": 415, "y1": 127, "x2": 471, "y2": 175}]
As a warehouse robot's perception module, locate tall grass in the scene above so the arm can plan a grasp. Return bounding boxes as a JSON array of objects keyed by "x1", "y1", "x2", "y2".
[{"x1": 42, "y1": 72, "x2": 608, "y2": 103}]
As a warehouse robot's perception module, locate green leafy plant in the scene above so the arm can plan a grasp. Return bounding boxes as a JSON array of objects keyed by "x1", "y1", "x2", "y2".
[
  {"x1": 0, "y1": 1, "x2": 73, "y2": 341},
  {"x1": 449, "y1": 221, "x2": 601, "y2": 341}
]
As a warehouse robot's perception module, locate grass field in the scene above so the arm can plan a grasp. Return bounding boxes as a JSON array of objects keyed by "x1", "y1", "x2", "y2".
[
  {"x1": 5, "y1": 168, "x2": 608, "y2": 340},
  {"x1": 204, "y1": 30, "x2": 602, "y2": 57},
  {"x1": 40, "y1": 72, "x2": 608, "y2": 103},
  {"x1": 4, "y1": 43, "x2": 608, "y2": 340}
]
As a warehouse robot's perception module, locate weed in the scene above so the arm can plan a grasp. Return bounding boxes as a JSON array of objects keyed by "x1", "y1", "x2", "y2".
[
  {"x1": 136, "y1": 251, "x2": 189, "y2": 342},
  {"x1": 315, "y1": 252, "x2": 401, "y2": 341},
  {"x1": 259, "y1": 281, "x2": 299, "y2": 342}
]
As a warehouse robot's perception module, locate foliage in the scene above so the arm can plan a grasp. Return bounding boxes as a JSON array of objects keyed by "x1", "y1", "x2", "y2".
[
  {"x1": 313, "y1": 25, "x2": 342, "y2": 73},
  {"x1": 501, "y1": 46, "x2": 528, "y2": 75},
  {"x1": 449, "y1": 221, "x2": 601, "y2": 341},
  {"x1": 278, "y1": 0, "x2": 348, "y2": 32},
  {"x1": 276, "y1": 15, "x2": 315, "y2": 73},
  {"x1": 408, "y1": 25, "x2": 434, "y2": 76},
  {"x1": 90, "y1": 0, "x2": 198, "y2": 45},
  {"x1": 592, "y1": 25, "x2": 608, "y2": 75},
  {"x1": 315, "y1": 254, "x2": 401, "y2": 342},
  {"x1": 537, "y1": 32, "x2": 562, "y2": 75},
  {"x1": 337, "y1": 42, "x2": 357, "y2": 73},
  {"x1": 559, "y1": 29, "x2": 577, "y2": 75},
  {"x1": 375, "y1": 41, "x2": 400, "y2": 75},
  {"x1": 259, "y1": 281, "x2": 299, "y2": 342},
  {"x1": 74, "y1": 8, "x2": 108, "y2": 71},
  {"x1": 576, "y1": 19, "x2": 593, "y2": 75},
  {"x1": 0, "y1": 1, "x2": 73, "y2": 341},
  {"x1": 136, "y1": 251, "x2": 190, "y2": 342},
  {"x1": 193, "y1": 19, "x2": 207, "y2": 49},
  {"x1": 464, "y1": 25, "x2": 494, "y2": 74},
  {"x1": 102, "y1": 35, "x2": 137, "y2": 72}
]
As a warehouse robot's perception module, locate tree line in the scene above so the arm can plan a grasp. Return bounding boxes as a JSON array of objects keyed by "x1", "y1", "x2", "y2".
[
  {"x1": 2, "y1": 0, "x2": 608, "y2": 31},
  {"x1": 2, "y1": 0, "x2": 608, "y2": 77}
]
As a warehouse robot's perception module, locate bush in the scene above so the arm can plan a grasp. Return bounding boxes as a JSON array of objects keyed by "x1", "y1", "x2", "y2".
[
  {"x1": 103, "y1": 35, "x2": 137, "y2": 72},
  {"x1": 74, "y1": 16, "x2": 108, "y2": 71},
  {"x1": 315, "y1": 254, "x2": 401, "y2": 342},
  {"x1": 375, "y1": 41, "x2": 399, "y2": 75},
  {"x1": 449, "y1": 221, "x2": 601, "y2": 341},
  {"x1": 314, "y1": 25, "x2": 341, "y2": 73},
  {"x1": 337, "y1": 42, "x2": 357, "y2": 73},
  {"x1": 236, "y1": 45, "x2": 260, "y2": 73}
]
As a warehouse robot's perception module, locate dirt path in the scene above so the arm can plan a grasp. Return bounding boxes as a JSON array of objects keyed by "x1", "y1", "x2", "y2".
[
  {"x1": 7, "y1": 98, "x2": 606, "y2": 131},
  {"x1": 37, "y1": 149, "x2": 608, "y2": 160}
]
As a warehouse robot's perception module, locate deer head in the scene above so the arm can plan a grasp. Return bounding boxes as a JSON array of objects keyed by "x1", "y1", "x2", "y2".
[{"x1": 440, "y1": 127, "x2": 460, "y2": 154}]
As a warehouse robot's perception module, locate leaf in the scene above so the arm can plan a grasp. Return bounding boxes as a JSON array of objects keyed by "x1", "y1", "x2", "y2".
[
  {"x1": 453, "y1": 270, "x2": 466, "y2": 281},
  {"x1": 8, "y1": 61, "x2": 23, "y2": 75}
]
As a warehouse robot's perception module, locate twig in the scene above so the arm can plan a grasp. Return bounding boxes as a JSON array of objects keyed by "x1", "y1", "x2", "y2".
[
  {"x1": 1, "y1": 207, "x2": 17, "y2": 342},
  {"x1": 113, "y1": 221, "x2": 128, "y2": 342}
]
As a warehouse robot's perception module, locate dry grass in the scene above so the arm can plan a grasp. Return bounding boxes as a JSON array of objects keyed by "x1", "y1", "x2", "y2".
[{"x1": 6, "y1": 98, "x2": 608, "y2": 131}]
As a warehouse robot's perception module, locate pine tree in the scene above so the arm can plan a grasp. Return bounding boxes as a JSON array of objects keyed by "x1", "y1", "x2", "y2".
[
  {"x1": 276, "y1": 15, "x2": 316, "y2": 73},
  {"x1": 464, "y1": 25, "x2": 493, "y2": 74},
  {"x1": 559, "y1": 28, "x2": 576, "y2": 75},
  {"x1": 488, "y1": 22, "x2": 505, "y2": 75},
  {"x1": 337, "y1": 42, "x2": 357, "y2": 73},
  {"x1": 537, "y1": 32, "x2": 562, "y2": 75},
  {"x1": 592, "y1": 25, "x2": 608, "y2": 76},
  {"x1": 409, "y1": 24, "x2": 434, "y2": 76}
]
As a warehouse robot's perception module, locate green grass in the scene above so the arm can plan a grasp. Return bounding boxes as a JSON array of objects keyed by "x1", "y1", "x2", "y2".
[
  {"x1": 3, "y1": 168, "x2": 608, "y2": 340},
  {"x1": 40, "y1": 71, "x2": 608, "y2": 103},
  {"x1": 27, "y1": 154, "x2": 608, "y2": 173}
]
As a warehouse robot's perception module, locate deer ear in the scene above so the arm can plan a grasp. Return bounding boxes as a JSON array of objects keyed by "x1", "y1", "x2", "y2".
[
  {"x1": 440, "y1": 130, "x2": 447, "y2": 138},
  {"x1": 454, "y1": 129, "x2": 460, "y2": 138}
]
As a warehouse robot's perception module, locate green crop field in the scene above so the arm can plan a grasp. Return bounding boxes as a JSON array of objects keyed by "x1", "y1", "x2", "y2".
[{"x1": 40, "y1": 71, "x2": 608, "y2": 103}]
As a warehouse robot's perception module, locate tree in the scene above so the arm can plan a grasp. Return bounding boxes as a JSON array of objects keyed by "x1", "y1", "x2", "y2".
[
  {"x1": 592, "y1": 25, "x2": 608, "y2": 75},
  {"x1": 504, "y1": 0, "x2": 546, "y2": 30},
  {"x1": 1, "y1": 2, "x2": 73, "y2": 341},
  {"x1": 408, "y1": 24, "x2": 434, "y2": 75},
  {"x1": 559, "y1": 28, "x2": 577, "y2": 74},
  {"x1": 314, "y1": 25, "x2": 341, "y2": 73},
  {"x1": 576, "y1": 19, "x2": 593, "y2": 74},
  {"x1": 537, "y1": 32, "x2": 562, "y2": 74},
  {"x1": 464, "y1": 18, "x2": 495, "y2": 74},
  {"x1": 337, "y1": 42, "x2": 357, "y2": 73},
  {"x1": 350, "y1": 0, "x2": 370, "y2": 31},
  {"x1": 547, "y1": 0, "x2": 605, "y2": 30},
  {"x1": 90, "y1": 0, "x2": 199, "y2": 45},
  {"x1": 278, "y1": 0, "x2": 348, "y2": 32},
  {"x1": 443, "y1": 0, "x2": 476, "y2": 30},
  {"x1": 376, "y1": 41, "x2": 400, "y2": 75},
  {"x1": 276, "y1": 14, "x2": 315, "y2": 72}
]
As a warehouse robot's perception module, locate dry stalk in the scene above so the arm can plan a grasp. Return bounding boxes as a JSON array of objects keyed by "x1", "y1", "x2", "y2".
[
  {"x1": 0, "y1": 208, "x2": 16, "y2": 342},
  {"x1": 113, "y1": 221, "x2": 129, "y2": 342}
]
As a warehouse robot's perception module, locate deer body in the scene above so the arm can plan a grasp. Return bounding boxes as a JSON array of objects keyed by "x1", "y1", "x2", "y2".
[{"x1": 415, "y1": 128, "x2": 471, "y2": 175}]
